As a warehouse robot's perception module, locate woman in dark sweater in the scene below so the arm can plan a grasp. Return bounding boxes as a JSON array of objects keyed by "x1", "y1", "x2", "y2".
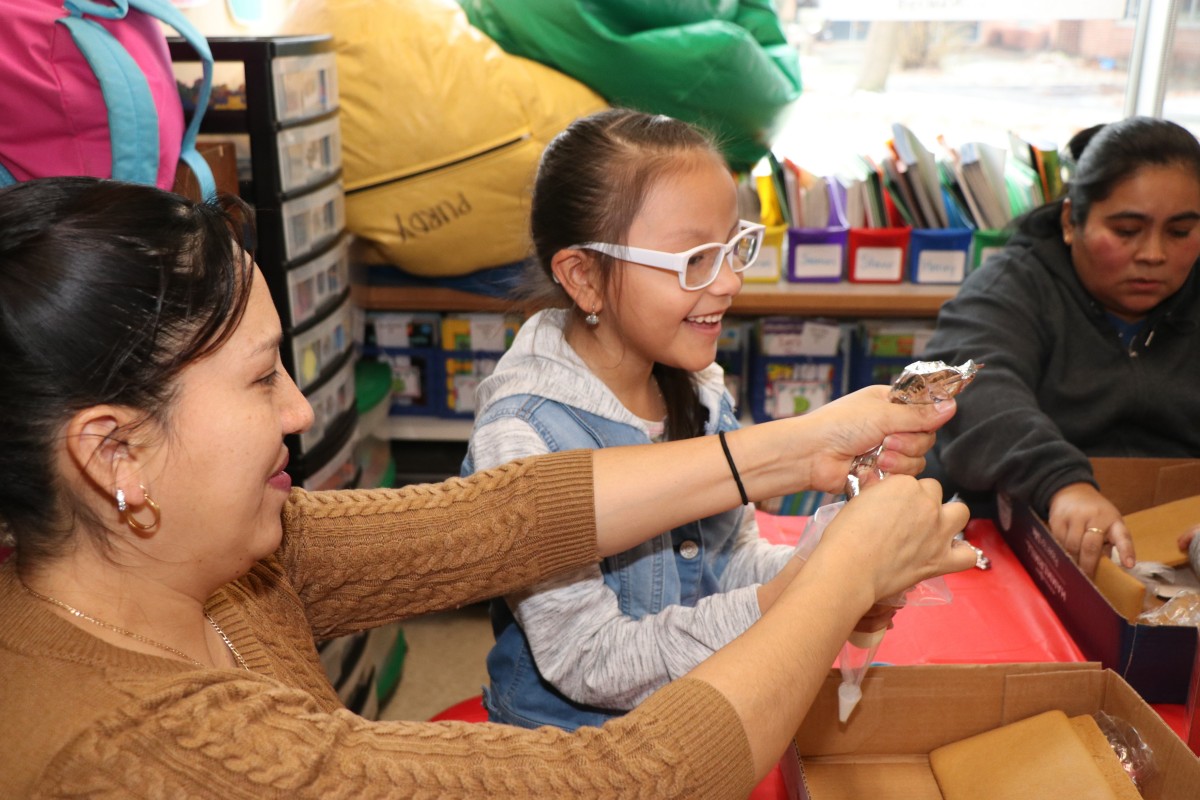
[{"x1": 925, "y1": 116, "x2": 1200, "y2": 577}]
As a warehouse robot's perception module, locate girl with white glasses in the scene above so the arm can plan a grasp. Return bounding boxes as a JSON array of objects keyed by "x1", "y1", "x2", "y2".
[{"x1": 463, "y1": 109, "x2": 895, "y2": 734}]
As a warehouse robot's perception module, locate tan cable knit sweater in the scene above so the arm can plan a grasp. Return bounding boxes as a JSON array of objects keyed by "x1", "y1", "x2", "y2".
[{"x1": 0, "y1": 452, "x2": 755, "y2": 799}]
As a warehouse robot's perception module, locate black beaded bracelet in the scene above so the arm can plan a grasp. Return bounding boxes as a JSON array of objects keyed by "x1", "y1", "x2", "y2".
[{"x1": 717, "y1": 430, "x2": 749, "y2": 506}]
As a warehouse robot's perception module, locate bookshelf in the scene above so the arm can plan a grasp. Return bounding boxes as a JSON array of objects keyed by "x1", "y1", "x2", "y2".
[
  {"x1": 352, "y1": 280, "x2": 957, "y2": 318},
  {"x1": 358, "y1": 280, "x2": 958, "y2": 445}
]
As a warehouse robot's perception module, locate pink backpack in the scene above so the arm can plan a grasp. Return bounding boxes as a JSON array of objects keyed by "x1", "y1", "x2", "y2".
[{"x1": 0, "y1": 0, "x2": 214, "y2": 196}]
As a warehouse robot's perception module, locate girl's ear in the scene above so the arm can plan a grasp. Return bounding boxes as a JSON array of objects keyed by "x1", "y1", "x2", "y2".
[
  {"x1": 1060, "y1": 199, "x2": 1076, "y2": 246},
  {"x1": 550, "y1": 248, "x2": 603, "y2": 313},
  {"x1": 63, "y1": 405, "x2": 148, "y2": 507}
]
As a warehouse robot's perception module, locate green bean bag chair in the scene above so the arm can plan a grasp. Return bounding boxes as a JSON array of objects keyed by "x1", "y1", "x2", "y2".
[{"x1": 458, "y1": 0, "x2": 802, "y2": 171}]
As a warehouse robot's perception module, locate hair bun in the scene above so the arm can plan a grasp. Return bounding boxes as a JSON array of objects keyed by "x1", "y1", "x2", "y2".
[{"x1": 1066, "y1": 123, "x2": 1108, "y2": 162}]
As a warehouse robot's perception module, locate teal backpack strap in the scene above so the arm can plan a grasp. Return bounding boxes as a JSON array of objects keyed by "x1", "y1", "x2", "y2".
[
  {"x1": 58, "y1": 1, "x2": 161, "y2": 188},
  {"x1": 0, "y1": 162, "x2": 15, "y2": 188},
  {"x1": 58, "y1": 0, "x2": 217, "y2": 200},
  {"x1": 128, "y1": 0, "x2": 216, "y2": 200}
]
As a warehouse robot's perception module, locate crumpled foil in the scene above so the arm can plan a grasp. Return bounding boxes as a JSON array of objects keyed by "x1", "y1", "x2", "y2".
[{"x1": 846, "y1": 360, "x2": 988, "y2": 568}]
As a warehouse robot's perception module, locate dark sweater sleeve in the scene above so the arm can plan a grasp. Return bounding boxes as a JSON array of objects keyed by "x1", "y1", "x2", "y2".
[
  {"x1": 33, "y1": 674, "x2": 756, "y2": 800},
  {"x1": 276, "y1": 449, "x2": 599, "y2": 638},
  {"x1": 923, "y1": 253, "x2": 1096, "y2": 513}
]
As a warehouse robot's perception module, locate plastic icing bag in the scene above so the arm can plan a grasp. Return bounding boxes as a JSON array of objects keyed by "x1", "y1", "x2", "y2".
[
  {"x1": 815, "y1": 360, "x2": 980, "y2": 723},
  {"x1": 795, "y1": 501, "x2": 954, "y2": 722}
]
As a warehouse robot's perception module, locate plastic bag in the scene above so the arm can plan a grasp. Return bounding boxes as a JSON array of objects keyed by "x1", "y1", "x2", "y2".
[
  {"x1": 796, "y1": 499, "x2": 953, "y2": 722},
  {"x1": 1094, "y1": 710, "x2": 1157, "y2": 791}
]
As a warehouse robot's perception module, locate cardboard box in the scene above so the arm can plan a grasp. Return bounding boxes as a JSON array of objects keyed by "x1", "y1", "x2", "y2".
[
  {"x1": 994, "y1": 458, "x2": 1200, "y2": 704},
  {"x1": 785, "y1": 663, "x2": 1200, "y2": 799}
]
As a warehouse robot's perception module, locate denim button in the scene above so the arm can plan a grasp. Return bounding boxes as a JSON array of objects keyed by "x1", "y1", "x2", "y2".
[{"x1": 679, "y1": 540, "x2": 700, "y2": 560}]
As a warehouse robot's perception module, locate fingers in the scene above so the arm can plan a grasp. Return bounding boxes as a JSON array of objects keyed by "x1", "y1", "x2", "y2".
[
  {"x1": 940, "y1": 492, "x2": 971, "y2": 533},
  {"x1": 853, "y1": 604, "x2": 898, "y2": 634},
  {"x1": 1107, "y1": 521, "x2": 1136, "y2": 569},
  {"x1": 883, "y1": 396, "x2": 957, "y2": 436},
  {"x1": 844, "y1": 477, "x2": 974, "y2": 596},
  {"x1": 1047, "y1": 484, "x2": 1130, "y2": 577},
  {"x1": 875, "y1": 432, "x2": 933, "y2": 477},
  {"x1": 1077, "y1": 525, "x2": 1106, "y2": 578},
  {"x1": 1178, "y1": 525, "x2": 1199, "y2": 553}
]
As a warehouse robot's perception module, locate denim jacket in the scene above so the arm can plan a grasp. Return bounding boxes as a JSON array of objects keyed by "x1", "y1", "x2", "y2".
[{"x1": 462, "y1": 392, "x2": 746, "y2": 731}]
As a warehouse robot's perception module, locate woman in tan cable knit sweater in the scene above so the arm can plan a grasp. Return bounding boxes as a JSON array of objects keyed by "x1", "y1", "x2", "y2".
[{"x1": 0, "y1": 178, "x2": 975, "y2": 799}]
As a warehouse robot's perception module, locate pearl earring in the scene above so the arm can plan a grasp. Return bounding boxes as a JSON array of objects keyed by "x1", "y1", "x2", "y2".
[{"x1": 585, "y1": 306, "x2": 600, "y2": 327}]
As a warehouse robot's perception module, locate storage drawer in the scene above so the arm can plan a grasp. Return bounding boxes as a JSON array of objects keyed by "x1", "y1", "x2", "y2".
[
  {"x1": 282, "y1": 178, "x2": 345, "y2": 263},
  {"x1": 290, "y1": 294, "x2": 353, "y2": 391},
  {"x1": 286, "y1": 234, "x2": 350, "y2": 329},
  {"x1": 272, "y1": 51, "x2": 339, "y2": 124},
  {"x1": 277, "y1": 115, "x2": 342, "y2": 194}
]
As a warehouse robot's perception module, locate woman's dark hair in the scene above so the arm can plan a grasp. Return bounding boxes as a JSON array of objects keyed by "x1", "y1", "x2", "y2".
[
  {"x1": 523, "y1": 109, "x2": 726, "y2": 441},
  {"x1": 0, "y1": 177, "x2": 254, "y2": 568},
  {"x1": 1020, "y1": 116, "x2": 1200, "y2": 237}
]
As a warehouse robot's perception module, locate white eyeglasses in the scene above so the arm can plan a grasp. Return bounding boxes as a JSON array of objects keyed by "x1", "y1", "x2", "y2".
[{"x1": 572, "y1": 220, "x2": 767, "y2": 290}]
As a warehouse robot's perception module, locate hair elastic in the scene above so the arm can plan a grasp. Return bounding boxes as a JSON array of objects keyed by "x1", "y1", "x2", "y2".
[{"x1": 717, "y1": 430, "x2": 749, "y2": 506}]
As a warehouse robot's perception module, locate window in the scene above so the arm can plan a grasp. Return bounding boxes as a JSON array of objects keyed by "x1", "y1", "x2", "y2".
[{"x1": 773, "y1": 1, "x2": 1195, "y2": 169}]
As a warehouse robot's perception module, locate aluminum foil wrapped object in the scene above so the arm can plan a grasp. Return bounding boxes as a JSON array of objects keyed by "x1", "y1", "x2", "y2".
[
  {"x1": 845, "y1": 360, "x2": 981, "y2": 497},
  {"x1": 846, "y1": 359, "x2": 987, "y2": 569}
]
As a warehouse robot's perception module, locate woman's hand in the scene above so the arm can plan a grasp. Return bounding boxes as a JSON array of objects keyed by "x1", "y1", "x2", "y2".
[
  {"x1": 853, "y1": 603, "x2": 898, "y2": 635},
  {"x1": 770, "y1": 386, "x2": 957, "y2": 496},
  {"x1": 1178, "y1": 525, "x2": 1199, "y2": 554},
  {"x1": 684, "y1": 474, "x2": 974, "y2": 781},
  {"x1": 817, "y1": 475, "x2": 974, "y2": 603},
  {"x1": 1047, "y1": 483, "x2": 1136, "y2": 577}
]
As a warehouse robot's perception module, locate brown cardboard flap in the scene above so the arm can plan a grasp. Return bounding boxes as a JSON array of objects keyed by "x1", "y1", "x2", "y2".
[
  {"x1": 1155, "y1": 463, "x2": 1200, "y2": 505},
  {"x1": 1123, "y1": 495, "x2": 1200, "y2": 568},
  {"x1": 795, "y1": 665, "x2": 1100, "y2": 756},
  {"x1": 1090, "y1": 458, "x2": 1200, "y2": 515},
  {"x1": 1093, "y1": 558, "x2": 1148, "y2": 622},
  {"x1": 1001, "y1": 668, "x2": 1107, "y2": 722}
]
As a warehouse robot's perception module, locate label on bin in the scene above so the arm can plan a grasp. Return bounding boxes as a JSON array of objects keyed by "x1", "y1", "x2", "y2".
[
  {"x1": 916, "y1": 249, "x2": 965, "y2": 284},
  {"x1": 854, "y1": 247, "x2": 903, "y2": 281},
  {"x1": 791, "y1": 243, "x2": 843, "y2": 280}
]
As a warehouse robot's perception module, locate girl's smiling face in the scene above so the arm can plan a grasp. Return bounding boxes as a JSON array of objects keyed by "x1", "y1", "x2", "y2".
[
  {"x1": 601, "y1": 152, "x2": 745, "y2": 375},
  {"x1": 1063, "y1": 162, "x2": 1200, "y2": 322}
]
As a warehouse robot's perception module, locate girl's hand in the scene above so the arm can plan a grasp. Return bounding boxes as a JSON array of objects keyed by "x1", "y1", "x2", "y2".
[
  {"x1": 1047, "y1": 483, "x2": 1136, "y2": 577},
  {"x1": 779, "y1": 386, "x2": 957, "y2": 495}
]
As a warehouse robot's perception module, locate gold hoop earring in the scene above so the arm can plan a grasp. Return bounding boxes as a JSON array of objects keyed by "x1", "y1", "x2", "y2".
[{"x1": 123, "y1": 485, "x2": 161, "y2": 533}]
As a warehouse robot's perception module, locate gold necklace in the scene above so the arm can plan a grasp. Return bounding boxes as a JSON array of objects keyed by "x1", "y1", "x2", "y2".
[{"x1": 22, "y1": 584, "x2": 247, "y2": 670}]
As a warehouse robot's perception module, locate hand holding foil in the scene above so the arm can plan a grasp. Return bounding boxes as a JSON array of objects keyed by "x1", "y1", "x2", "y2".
[{"x1": 845, "y1": 360, "x2": 981, "y2": 497}]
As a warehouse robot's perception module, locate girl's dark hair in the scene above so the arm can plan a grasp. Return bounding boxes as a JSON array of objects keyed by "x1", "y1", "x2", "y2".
[
  {"x1": 523, "y1": 109, "x2": 725, "y2": 441},
  {"x1": 1020, "y1": 116, "x2": 1200, "y2": 237},
  {"x1": 0, "y1": 177, "x2": 254, "y2": 568}
]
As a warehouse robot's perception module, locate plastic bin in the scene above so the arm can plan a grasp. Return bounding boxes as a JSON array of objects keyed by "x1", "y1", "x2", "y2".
[
  {"x1": 971, "y1": 227, "x2": 1012, "y2": 273},
  {"x1": 847, "y1": 226, "x2": 910, "y2": 283},
  {"x1": 908, "y1": 227, "x2": 972, "y2": 284}
]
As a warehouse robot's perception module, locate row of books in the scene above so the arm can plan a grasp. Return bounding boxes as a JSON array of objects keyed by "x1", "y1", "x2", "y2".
[{"x1": 755, "y1": 124, "x2": 1069, "y2": 233}]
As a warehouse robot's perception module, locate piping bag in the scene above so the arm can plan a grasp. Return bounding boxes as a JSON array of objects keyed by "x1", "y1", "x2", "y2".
[{"x1": 795, "y1": 360, "x2": 983, "y2": 724}]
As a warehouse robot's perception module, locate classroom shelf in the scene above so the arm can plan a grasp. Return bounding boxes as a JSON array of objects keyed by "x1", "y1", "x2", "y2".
[{"x1": 351, "y1": 281, "x2": 957, "y2": 318}]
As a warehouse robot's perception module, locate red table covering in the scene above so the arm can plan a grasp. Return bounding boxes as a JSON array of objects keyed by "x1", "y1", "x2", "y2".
[
  {"x1": 755, "y1": 511, "x2": 1194, "y2": 747},
  {"x1": 755, "y1": 514, "x2": 1085, "y2": 664}
]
